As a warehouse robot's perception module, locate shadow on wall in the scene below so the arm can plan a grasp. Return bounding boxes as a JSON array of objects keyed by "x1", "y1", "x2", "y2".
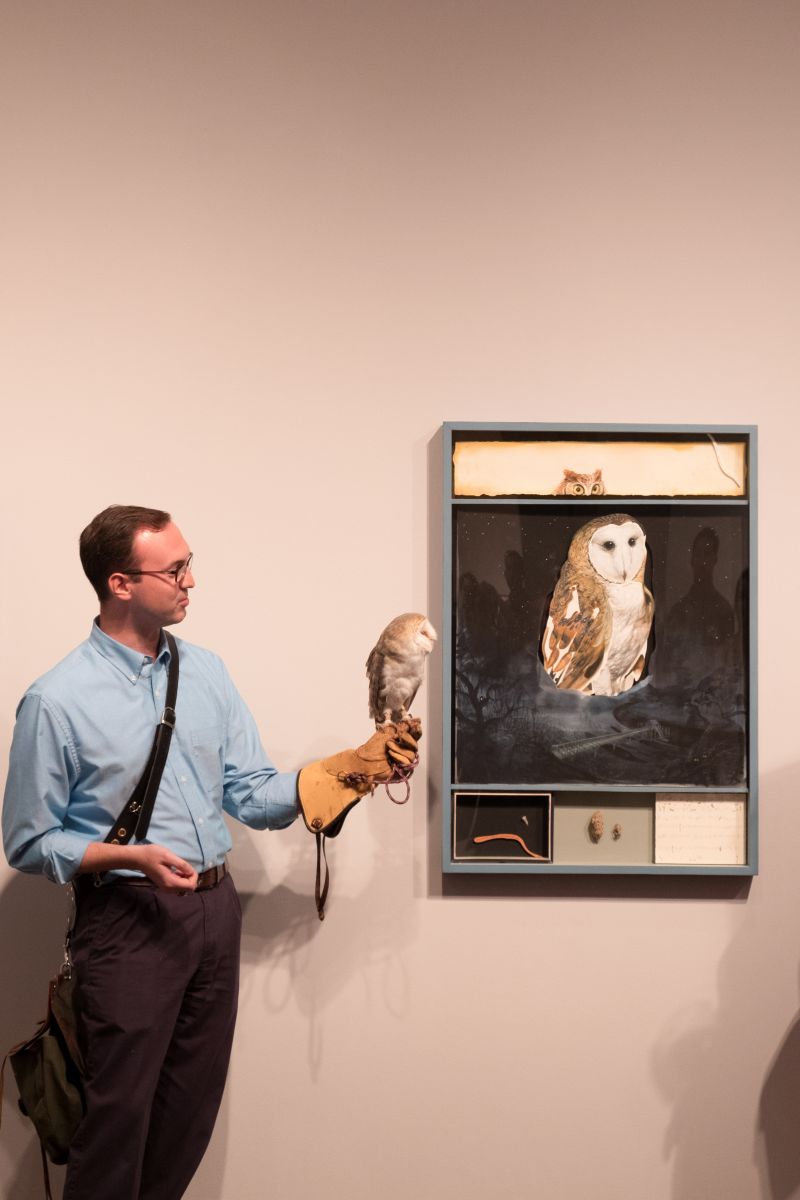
[
  {"x1": 760, "y1": 1001, "x2": 800, "y2": 1200},
  {"x1": 648, "y1": 765, "x2": 800, "y2": 1200},
  {"x1": 0, "y1": 873, "x2": 70, "y2": 1200},
  {"x1": 228, "y1": 800, "x2": 420, "y2": 1086},
  {"x1": 192, "y1": 793, "x2": 419, "y2": 1197}
]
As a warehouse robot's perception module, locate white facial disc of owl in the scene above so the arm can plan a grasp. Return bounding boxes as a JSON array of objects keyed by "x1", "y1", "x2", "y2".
[
  {"x1": 587, "y1": 520, "x2": 647, "y2": 584},
  {"x1": 366, "y1": 613, "x2": 438, "y2": 727},
  {"x1": 541, "y1": 514, "x2": 654, "y2": 697}
]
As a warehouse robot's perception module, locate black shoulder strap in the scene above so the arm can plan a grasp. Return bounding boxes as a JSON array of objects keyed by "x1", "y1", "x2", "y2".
[{"x1": 104, "y1": 631, "x2": 180, "y2": 845}]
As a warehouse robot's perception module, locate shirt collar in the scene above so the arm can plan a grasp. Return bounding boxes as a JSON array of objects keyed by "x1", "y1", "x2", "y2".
[{"x1": 89, "y1": 619, "x2": 172, "y2": 683}]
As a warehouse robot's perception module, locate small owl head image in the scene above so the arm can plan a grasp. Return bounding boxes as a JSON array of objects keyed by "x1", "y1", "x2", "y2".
[
  {"x1": 366, "y1": 613, "x2": 437, "y2": 727},
  {"x1": 554, "y1": 469, "x2": 606, "y2": 497}
]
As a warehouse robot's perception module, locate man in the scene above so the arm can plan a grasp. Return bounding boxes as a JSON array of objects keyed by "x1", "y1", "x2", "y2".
[{"x1": 3, "y1": 505, "x2": 419, "y2": 1200}]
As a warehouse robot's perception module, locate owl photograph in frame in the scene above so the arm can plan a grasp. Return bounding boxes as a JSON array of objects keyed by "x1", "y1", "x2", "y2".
[
  {"x1": 453, "y1": 499, "x2": 747, "y2": 788},
  {"x1": 541, "y1": 513, "x2": 655, "y2": 696}
]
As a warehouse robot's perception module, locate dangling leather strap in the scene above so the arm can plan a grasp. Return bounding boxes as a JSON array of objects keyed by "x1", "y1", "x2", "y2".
[
  {"x1": 40, "y1": 1141, "x2": 54, "y2": 1200},
  {"x1": 314, "y1": 833, "x2": 330, "y2": 921},
  {"x1": 103, "y1": 631, "x2": 180, "y2": 847}
]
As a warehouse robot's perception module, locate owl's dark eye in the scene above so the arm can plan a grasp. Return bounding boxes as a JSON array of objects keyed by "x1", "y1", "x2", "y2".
[
  {"x1": 573, "y1": 484, "x2": 584, "y2": 495},
  {"x1": 591, "y1": 484, "x2": 602, "y2": 495},
  {"x1": 602, "y1": 540, "x2": 615, "y2": 551},
  {"x1": 628, "y1": 536, "x2": 637, "y2": 547}
]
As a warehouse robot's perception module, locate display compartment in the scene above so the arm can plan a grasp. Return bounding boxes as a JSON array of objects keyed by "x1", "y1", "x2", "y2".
[
  {"x1": 442, "y1": 423, "x2": 757, "y2": 877},
  {"x1": 553, "y1": 794, "x2": 654, "y2": 866},
  {"x1": 453, "y1": 791, "x2": 552, "y2": 862},
  {"x1": 654, "y1": 792, "x2": 746, "y2": 865}
]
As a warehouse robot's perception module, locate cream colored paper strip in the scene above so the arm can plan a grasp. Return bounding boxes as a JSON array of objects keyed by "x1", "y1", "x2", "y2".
[{"x1": 453, "y1": 439, "x2": 746, "y2": 497}]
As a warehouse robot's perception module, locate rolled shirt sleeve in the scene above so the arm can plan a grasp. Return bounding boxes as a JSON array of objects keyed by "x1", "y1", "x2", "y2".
[
  {"x1": 3, "y1": 693, "x2": 95, "y2": 884},
  {"x1": 220, "y1": 665, "x2": 299, "y2": 830}
]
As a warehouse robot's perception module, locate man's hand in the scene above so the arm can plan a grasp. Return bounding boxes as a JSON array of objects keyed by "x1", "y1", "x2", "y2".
[
  {"x1": 136, "y1": 845, "x2": 199, "y2": 891},
  {"x1": 78, "y1": 841, "x2": 199, "y2": 890}
]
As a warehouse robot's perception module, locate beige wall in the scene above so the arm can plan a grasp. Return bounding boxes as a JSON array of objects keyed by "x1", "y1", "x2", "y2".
[{"x1": 2, "y1": 3, "x2": 799, "y2": 1197}]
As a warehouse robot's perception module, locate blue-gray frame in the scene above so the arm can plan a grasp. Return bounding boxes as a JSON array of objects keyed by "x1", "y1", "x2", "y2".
[{"x1": 441, "y1": 422, "x2": 758, "y2": 876}]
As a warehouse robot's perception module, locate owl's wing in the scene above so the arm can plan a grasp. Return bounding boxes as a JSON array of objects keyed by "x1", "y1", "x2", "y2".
[
  {"x1": 628, "y1": 586, "x2": 655, "y2": 684},
  {"x1": 541, "y1": 569, "x2": 611, "y2": 692},
  {"x1": 366, "y1": 645, "x2": 384, "y2": 720},
  {"x1": 400, "y1": 675, "x2": 422, "y2": 713}
]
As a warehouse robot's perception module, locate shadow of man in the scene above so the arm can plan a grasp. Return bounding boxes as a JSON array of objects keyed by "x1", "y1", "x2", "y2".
[{"x1": 759, "y1": 994, "x2": 800, "y2": 1200}]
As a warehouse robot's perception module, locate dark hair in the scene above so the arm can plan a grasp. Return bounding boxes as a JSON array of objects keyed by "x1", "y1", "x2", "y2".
[{"x1": 79, "y1": 505, "x2": 171, "y2": 601}]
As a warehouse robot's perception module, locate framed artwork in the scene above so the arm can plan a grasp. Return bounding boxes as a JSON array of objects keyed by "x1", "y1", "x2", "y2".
[{"x1": 442, "y1": 423, "x2": 757, "y2": 875}]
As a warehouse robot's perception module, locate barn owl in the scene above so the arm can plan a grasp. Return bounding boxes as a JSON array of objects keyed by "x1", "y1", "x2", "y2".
[
  {"x1": 367, "y1": 613, "x2": 438, "y2": 726},
  {"x1": 541, "y1": 514, "x2": 654, "y2": 696}
]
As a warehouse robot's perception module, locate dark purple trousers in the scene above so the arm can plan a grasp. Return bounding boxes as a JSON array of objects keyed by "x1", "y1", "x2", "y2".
[{"x1": 63, "y1": 874, "x2": 241, "y2": 1200}]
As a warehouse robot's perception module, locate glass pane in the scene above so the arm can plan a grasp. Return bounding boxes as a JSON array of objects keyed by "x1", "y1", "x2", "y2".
[
  {"x1": 453, "y1": 792, "x2": 552, "y2": 862},
  {"x1": 453, "y1": 504, "x2": 748, "y2": 787}
]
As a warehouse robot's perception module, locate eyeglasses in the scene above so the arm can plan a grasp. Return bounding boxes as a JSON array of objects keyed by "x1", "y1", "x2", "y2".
[{"x1": 120, "y1": 553, "x2": 194, "y2": 587}]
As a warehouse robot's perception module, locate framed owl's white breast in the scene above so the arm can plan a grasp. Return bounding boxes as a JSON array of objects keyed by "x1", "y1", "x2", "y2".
[{"x1": 441, "y1": 421, "x2": 757, "y2": 879}]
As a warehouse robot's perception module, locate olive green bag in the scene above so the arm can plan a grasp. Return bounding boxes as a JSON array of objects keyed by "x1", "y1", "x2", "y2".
[{"x1": 1, "y1": 962, "x2": 85, "y2": 1197}]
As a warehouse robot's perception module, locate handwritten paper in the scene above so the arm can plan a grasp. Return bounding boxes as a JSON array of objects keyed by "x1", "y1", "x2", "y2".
[{"x1": 655, "y1": 794, "x2": 746, "y2": 865}]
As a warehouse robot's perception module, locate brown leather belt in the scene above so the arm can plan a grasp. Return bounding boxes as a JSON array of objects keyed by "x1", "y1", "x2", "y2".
[
  {"x1": 74, "y1": 860, "x2": 228, "y2": 895},
  {"x1": 195, "y1": 861, "x2": 228, "y2": 891}
]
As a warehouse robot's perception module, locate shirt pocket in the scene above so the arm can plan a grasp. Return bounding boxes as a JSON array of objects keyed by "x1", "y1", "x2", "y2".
[{"x1": 190, "y1": 725, "x2": 225, "y2": 799}]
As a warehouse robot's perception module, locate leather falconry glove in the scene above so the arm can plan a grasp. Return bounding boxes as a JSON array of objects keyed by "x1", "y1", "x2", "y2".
[{"x1": 298, "y1": 718, "x2": 422, "y2": 919}]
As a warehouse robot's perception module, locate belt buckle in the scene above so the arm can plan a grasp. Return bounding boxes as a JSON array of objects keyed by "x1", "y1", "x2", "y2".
[{"x1": 199, "y1": 861, "x2": 225, "y2": 891}]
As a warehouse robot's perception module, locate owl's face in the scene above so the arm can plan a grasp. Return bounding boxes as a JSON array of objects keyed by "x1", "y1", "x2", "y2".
[
  {"x1": 587, "y1": 520, "x2": 646, "y2": 584},
  {"x1": 562, "y1": 469, "x2": 604, "y2": 496},
  {"x1": 416, "y1": 618, "x2": 438, "y2": 653}
]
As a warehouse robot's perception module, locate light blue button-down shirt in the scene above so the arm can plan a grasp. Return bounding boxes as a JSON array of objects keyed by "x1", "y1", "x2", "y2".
[{"x1": 2, "y1": 621, "x2": 299, "y2": 884}]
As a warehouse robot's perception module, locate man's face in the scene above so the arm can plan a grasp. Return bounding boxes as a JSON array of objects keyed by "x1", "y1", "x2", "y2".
[{"x1": 125, "y1": 521, "x2": 195, "y2": 628}]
